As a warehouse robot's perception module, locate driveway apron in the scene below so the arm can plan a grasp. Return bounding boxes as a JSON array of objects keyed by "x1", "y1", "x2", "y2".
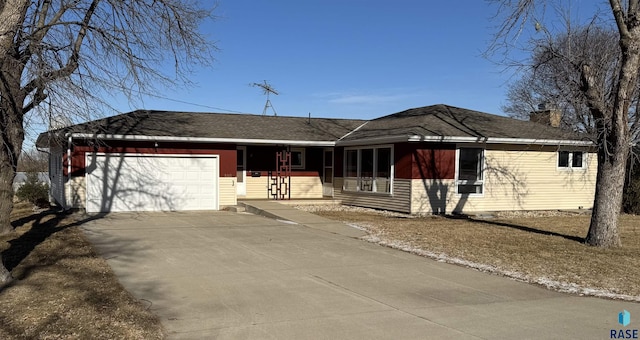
[{"x1": 82, "y1": 211, "x2": 639, "y2": 339}]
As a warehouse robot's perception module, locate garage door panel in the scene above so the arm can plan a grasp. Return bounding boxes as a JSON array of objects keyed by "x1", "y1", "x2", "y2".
[{"x1": 86, "y1": 154, "x2": 218, "y2": 213}]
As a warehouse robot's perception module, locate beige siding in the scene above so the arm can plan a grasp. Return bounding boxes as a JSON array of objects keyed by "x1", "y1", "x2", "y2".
[
  {"x1": 244, "y1": 176, "x2": 324, "y2": 199},
  {"x1": 290, "y1": 176, "x2": 323, "y2": 198},
  {"x1": 410, "y1": 179, "x2": 456, "y2": 214},
  {"x1": 244, "y1": 176, "x2": 269, "y2": 199},
  {"x1": 334, "y1": 178, "x2": 411, "y2": 213},
  {"x1": 69, "y1": 176, "x2": 86, "y2": 209},
  {"x1": 219, "y1": 177, "x2": 236, "y2": 207},
  {"x1": 411, "y1": 147, "x2": 597, "y2": 214}
]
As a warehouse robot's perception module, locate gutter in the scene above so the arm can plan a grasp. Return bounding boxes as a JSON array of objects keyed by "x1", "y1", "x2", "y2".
[
  {"x1": 67, "y1": 133, "x2": 336, "y2": 147},
  {"x1": 64, "y1": 132, "x2": 594, "y2": 149},
  {"x1": 336, "y1": 134, "x2": 594, "y2": 147}
]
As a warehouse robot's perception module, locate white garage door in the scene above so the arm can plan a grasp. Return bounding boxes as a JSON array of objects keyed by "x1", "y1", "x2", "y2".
[{"x1": 85, "y1": 153, "x2": 219, "y2": 213}]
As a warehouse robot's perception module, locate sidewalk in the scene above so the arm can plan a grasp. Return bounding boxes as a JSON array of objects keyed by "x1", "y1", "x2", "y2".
[{"x1": 239, "y1": 200, "x2": 367, "y2": 238}]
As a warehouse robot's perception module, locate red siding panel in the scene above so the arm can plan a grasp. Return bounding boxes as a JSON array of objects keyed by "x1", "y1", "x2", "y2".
[
  {"x1": 63, "y1": 151, "x2": 86, "y2": 176},
  {"x1": 65, "y1": 141, "x2": 236, "y2": 177},
  {"x1": 394, "y1": 143, "x2": 414, "y2": 179},
  {"x1": 394, "y1": 143, "x2": 456, "y2": 180},
  {"x1": 413, "y1": 148, "x2": 456, "y2": 179}
]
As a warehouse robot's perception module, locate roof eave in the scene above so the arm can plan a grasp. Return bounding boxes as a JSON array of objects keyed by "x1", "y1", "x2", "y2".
[
  {"x1": 409, "y1": 135, "x2": 594, "y2": 146},
  {"x1": 67, "y1": 133, "x2": 336, "y2": 147},
  {"x1": 337, "y1": 135, "x2": 594, "y2": 147}
]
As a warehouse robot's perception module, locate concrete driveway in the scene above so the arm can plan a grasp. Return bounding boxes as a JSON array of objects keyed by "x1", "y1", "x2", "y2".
[{"x1": 82, "y1": 211, "x2": 639, "y2": 339}]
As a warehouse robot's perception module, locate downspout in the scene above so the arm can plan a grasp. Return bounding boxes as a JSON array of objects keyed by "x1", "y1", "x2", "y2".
[{"x1": 66, "y1": 133, "x2": 72, "y2": 210}]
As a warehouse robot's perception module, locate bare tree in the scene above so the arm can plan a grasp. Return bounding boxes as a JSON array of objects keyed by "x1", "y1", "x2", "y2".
[
  {"x1": 0, "y1": 0, "x2": 216, "y2": 285},
  {"x1": 502, "y1": 26, "x2": 625, "y2": 137},
  {"x1": 489, "y1": 0, "x2": 640, "y2": 247},
  {"x1": 17, "y1": 149, "x2": 48, "y2": 172}
]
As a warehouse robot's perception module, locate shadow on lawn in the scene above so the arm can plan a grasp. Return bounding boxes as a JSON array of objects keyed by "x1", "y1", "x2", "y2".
[
  {"x1": 445, "y1": 214, "x2": 585, "y2": 243},
  {"x1": 5, "y1": 209, "x2": 106, "y2": 272},
  {"x1": 1, "y1": 209, "x2": 165, "y2": 339}
]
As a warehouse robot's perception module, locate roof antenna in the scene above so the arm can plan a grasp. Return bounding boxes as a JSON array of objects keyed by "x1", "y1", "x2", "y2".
[{"x1": 251, "y1": 80, "x2": 279, "y2": 116}]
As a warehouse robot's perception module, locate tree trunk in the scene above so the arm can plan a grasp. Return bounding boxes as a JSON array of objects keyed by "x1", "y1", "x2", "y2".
[
  {"x1": 0, "y1": 82, "x2": 26, "y2": 234},
  {"x1": 584, "y1": 18, "x2": 640, "y2": 247},
  {"x1": 0, "y1": 0, "x2": 31, "y2": 288},
  {"x1": 0, "y1": 254, "x2": 12, "y2": 288},
  {"x1": 586, "y1": 143, "x2": 629, "y2": 247},
  {"x1": 0, "y1": 2, "x2": 29, "y2": 234},
  {"x1": 0, "y1": 155, "x2": 17, "y2": 234}
]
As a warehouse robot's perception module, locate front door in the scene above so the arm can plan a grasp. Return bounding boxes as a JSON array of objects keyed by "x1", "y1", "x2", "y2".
[
  {"x1": 323, "y1": 149, "x2": 334, "y2": 196},
  {"x1": 236, "y1": 146, "x2": 246, "y2": 196}
]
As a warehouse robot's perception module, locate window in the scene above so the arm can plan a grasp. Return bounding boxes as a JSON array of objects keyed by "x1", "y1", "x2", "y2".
[
  {"x1": 558, "y1": 151, "x2": 584, "y2": 169},
  {"x1": 360, "y1": 148, "x2": 374, "y2": 191},
  {"x1": 344, "y1": 146, "x2": 393, "y2": 193},
  {"x1": 457, "y1": 148, "x2": 483, "y2": 195},
  {"x1": 323, "y1": 150, "x2": 333, "y2": 184},
  {"x1": 572, "y1": 152, "x2": 583, "y2": 168},
  {"x1": 376, "y1": 148, "x2": 392, "y2": 193},
  {"x1": 345, "y1": 150, "x2": 358, "y2": 177},
  {"x1": 291, "y1": 148, "x2": 305, "y2": 169}
]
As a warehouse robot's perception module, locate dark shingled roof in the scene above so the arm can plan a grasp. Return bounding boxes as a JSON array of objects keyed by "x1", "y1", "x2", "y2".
[
  {"x1": 37, "y1": 110, "x2": 366, "y2": 145},
  {"x1": 341, "y1": 104, "x2": 584, "y2": 141},
  {"x1": 36, "y1": 105, "x2": 590, "y2": 147}
]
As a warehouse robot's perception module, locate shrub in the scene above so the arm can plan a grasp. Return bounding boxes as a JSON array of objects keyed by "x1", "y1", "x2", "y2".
[{"x1": 16, "y1": 173, "x2": 50, "y2": 208}]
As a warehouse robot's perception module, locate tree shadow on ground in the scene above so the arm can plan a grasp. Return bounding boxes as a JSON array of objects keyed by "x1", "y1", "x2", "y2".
[
  {"x1": 444, "y1": 214, "x2": 585, "y2": 243},
  {"x1": 4, "y1": 209, "x2": 106, "y2": 272},
  {"x1": 1, "y1": 208, "x2": 164, "y2": 339}
]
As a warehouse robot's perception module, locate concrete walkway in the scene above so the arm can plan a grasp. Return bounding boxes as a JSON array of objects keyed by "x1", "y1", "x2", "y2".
[
  {"x1": 82, "y1": 208, "x2": 639, "y2": 339},
  {"x1": 240, "y1": 200, "x2": 367, "y2": 238}
]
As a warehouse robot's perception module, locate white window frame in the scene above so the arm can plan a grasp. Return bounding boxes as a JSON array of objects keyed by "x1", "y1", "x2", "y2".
[
  {"x1": 343, "y1": 145, "x2": 394, "y2": 194},
  {"x1": 557, "y1": 151, "x2": 586, "y2": 170},
  {"x1": 455, "y1": 147, "x2": 485, "y2": 197},
  {"x1": 290, "y1": 147, "x2": 305, "y2": 169}
]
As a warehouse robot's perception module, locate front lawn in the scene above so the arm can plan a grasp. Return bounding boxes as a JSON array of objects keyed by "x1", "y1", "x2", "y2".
[
  {"x1": 0, "y1": 202, "x2": 165, "y2": 339},
  {"x1": 302, "y1": 205, "x2": 640, "y2": 300}
]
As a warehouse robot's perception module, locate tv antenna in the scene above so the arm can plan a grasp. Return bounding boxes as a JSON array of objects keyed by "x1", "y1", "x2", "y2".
[{"x1": 252, "y1": 80, "x2": 279, "y2": 116}]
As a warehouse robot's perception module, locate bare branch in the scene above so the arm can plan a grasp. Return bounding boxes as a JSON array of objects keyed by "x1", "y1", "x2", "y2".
[
  {"x1": 609, "y1": 0, "x2": 630, "y2": 38},
  {"x1": 0, "y1": 0, "x2": 218, "y2": 235}
]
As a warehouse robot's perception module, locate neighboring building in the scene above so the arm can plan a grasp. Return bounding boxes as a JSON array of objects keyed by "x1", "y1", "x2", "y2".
[{"x1": 35, "y1": 104, "x2": 596, "y2": 214}]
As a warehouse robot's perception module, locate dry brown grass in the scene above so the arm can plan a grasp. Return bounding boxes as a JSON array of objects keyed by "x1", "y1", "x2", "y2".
[
  {"x1": 0, "y1": 201, "x2": 165, "y2": 339},
  {"x1": 310, "y1": 207, "x2": 640, "y2": 299}
]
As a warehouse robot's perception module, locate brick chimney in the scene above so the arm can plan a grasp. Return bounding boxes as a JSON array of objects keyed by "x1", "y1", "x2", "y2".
[{"x1": 530, "y1": 103, "x2": 561, "y2": 128}]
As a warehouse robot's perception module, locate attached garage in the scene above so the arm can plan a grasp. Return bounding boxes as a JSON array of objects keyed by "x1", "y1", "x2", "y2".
[{"x1": 85, "y1": 153, "x2": 219, "y2": 213}]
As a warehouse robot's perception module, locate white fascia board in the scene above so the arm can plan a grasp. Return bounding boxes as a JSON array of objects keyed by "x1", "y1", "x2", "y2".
[
  {"x1": 68, "y1": 132, "x2": 593, "y2": 148},
  {"x1": 68, "y1": 133, "x2": 335, "y2": 146},
  {"x1": 407, "y1": 135, "x2": 593, "y2": 146},
  {"x1": 337, "y1": 134, "x2": 593, "y2": 147}
]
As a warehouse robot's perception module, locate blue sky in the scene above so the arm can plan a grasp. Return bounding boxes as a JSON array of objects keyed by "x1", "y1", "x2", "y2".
[
  {"x1": 117, "y1": 1, "x2": 515, "y2": 120},
  {"x1": 111, "y1": 0, "x2": 610, "y2": 121}
]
